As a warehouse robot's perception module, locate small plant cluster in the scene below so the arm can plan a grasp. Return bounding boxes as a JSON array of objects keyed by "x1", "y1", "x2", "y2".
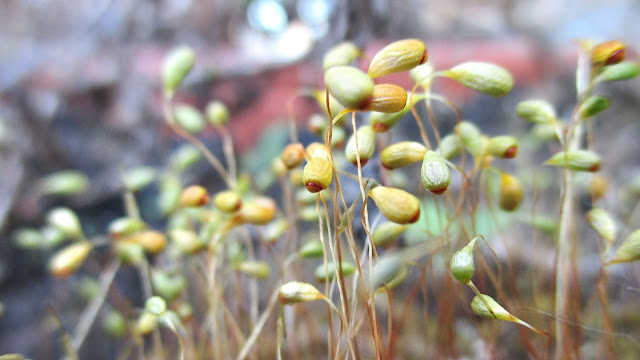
[{"x1": 9, "y1": 38, "x2": 640, "y2": 359}]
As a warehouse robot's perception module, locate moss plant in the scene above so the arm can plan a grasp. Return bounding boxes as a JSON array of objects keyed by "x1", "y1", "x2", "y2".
[{"x1": 12, "y1": 38, "x2": 640, "y2": 359}]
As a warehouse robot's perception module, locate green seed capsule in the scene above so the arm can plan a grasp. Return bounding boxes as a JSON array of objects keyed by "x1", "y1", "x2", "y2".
[
  {"x1": 499, "y1": 173, "x2": 523, "y2": 212},
  {"x1": 436, "y1": 133, "x2": 462, "y2": 160},
  {"x1": 13, "y1": 228, "x2": 44, "y2": 250},
  {"x1": 586, "y1": 208, "x2": 617, "y2": 246},
  {"x1": 115, "y1": 241, "x2": 145, "y2": 265},
  {"x1": 103, "y1": 311, "x2": 127, "y2": 338},
  {"x1": 278, "y1": 281, "x2": 324, "y2": 305},
  {"x1": 372, "y1": 221, "x2": 407, "y2": 247},
  {"x1": 370, "y1": 255, "x2": 405, "y2": 291},
  {"x1": 213, "y1": 190, "x2": 243, "y2": 213},
  {"x1": 546, "y1": 150, "x2": 601, "y2": 172},
  {"x1": 595, "y1": 61, "x2": 640, "y2": 82},
  {"x1": 123, "y1": 167, "x2": 156, "y2": 191},
  {"x1": 324, "y1": 66, "x2": 374, "y2": 111},
  {"x1": 236, "y1": 260, "x2": 271, "y2": 279},
  {"x1": 487, "y1": 135, "x2": 518, "y2": 159},
  {"x1": 313, "y1": 90, "x2": 349, "y2": 125},
  {"x1": 173, "y1": 105, "x2": 206, "y2": 134},
  {"x1": 38, "y1": 170, "x2": 89, "y2": 196},
  {"x1": 108, "y1": 217, "x2": 147, "y2": 239},
  {"x1": 314, "y1": 261, "x2": 356, "y2": 282},
  {"x1": 151, "y1": 270, "x2": 186, "y2": 301},
  {"x1": 46, "y1": 207, "x2": 83, "y2": 239},
  {"x1": 369, "y1": 84, "x2": 408, "y2": 113},
  {"x1": 450, "y1": 238, "x2": 476, "y2": 284},
  {"x1": 158, "y1": 176, "x2": 182, "y2": 216},
  {"x1": 136, "y1": 311, "x2": 158, "y2": 336},
  {"x1": 299, "y1": 240, "x2": 324, "y2": 258},
  {"x1": 345, "y1": 126, "x2": 376, "y2": 166},
  {"x1": 455, "y1": 121, "x2": 485, "y2": 156},
  {"x1": 162, "y1": 45, "x2": 195, "y2": 94},
  {"x1": 145, "y1": 296, "x2": 167, "y2": 316},
  {"x1": 471, "y1": 294, "x2": 512, "y2": 320},
  {"x1": 578, "y1": 95, "x2": 609, "y2": 119},
  {"x1": 169, "y1": 229, "x2": 205, "y2": 254},
  {"x1": 303, "y1": 157, "x2": 333, "y2": 193},
  {"x1": 380, "y1": 141, "x2": 427, "y2": 169},
  {"x1": 445, "y1": 62, "x2": 513, "y2": 97},
  {"x1": 48, "y1": 241, "x2": 93, "y2": 278},
  {"x1": 205, "y1": 100, "x2": 229, "y2": 126},
  {"x1": 368, "y1": 39, "x2": 428, "y2": 78},
  {"x1": 516, "y1": 99, "x2": 557, "y2": 124},
  {"x1": 368, "y1": 186, "x2": 421, "y2": 224},
  {"x1": 170, "y1": 144, "x2": 202, "y2": 171},
  {"x1": 609, "y1": 229, "x2": 640, "y2": 264},
  {"x1": 323, "y1": 41, "x2": 362, "y2": 70},
  {"x1": 262, "y1": 218, "x2": 289, "y2": 244},
  {"x1": 409, "y1": 63, "x2": 434, "y2": 87},
  {"x1": 421, "y1": 150, "x2": 451, "y2": 195}
]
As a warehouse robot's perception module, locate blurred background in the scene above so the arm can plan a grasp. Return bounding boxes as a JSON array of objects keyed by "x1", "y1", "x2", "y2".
[{"x1": 1, "y1": 0, "x2": 639, "y2": 357}]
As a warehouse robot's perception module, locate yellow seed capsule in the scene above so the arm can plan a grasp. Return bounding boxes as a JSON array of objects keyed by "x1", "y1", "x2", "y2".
[
  {"x1": 169, "y1": 229, "x2": 205, "y2": 254},
  {"x1": 136, "y1": 311, "x2": 158, "y2": 336},
  {"x1": 589, "y1": 174, "x2": 609, "y2": 200},
  {"x1": 499, "y1": 173, "x2": 523, "y2": 212},
  {"x1": 445, "y1": 62, "x2": 514, "y2": 97},
  {"x1": 410, "y1": 63, "x2": 434, "y2": 87},
  {"x1": 48, "y1": 241, "x2": 93, "y2": 278},
  {"x1": 125, "y1": 230, "x2": 167, "y2": 254},
  {"x1": 380, "y1": 141, "x2": 427, "y2": 169},
  {"x1": 179, "y1": 185, "x2": 210, "y2": 207},
  {"x1": 235, "y1": 260, "x2": 271, "y2": 279},
  {"x1": 162, "y1": 45, "x2": 195, "y2": 94},
  {"x1": 322, "y1": 41, "x2": 362, "y2": 70},
  {"x1": 303, "y1": 157, "x2": 333, "y2": 193},
  {"x1": 487, "y1": 135, "x2": 518, "y2": 159},
  {"x1": 369, "y1": 92, "x2": 424, "y2": 132},
  {"x1": 591, "y1": 40, "x2": 625, "y2": 67},
  {"x1": 368, "y1": 39, "x2": 428, "y2": 78},
  {"x1": 205, "y1": 100, "x2": 229, "y2": 126},
  {"x1": 151, "y1": 270, "x2": 186, "y2": 301},
  {"x1": 233, "y1": 197, "x2": 278, "y2": 225},
  {"x1": 305, "y1": 142, "x2": 330, "y2": 161},
  {"x1": 345, "y1": 126, "x2": 376, "y2": 166},
  {"x1": 271, "y1": 157, "x2": 288, "y2": 177},
  {"x1": 281, "y1": 143, "x2": 306, "y2": 169},
  {"x1": 289, "y1": 168, "x2": 305, "y2": 187},
  {"x1": 368, "y1": 186, "x2": 421, "y2": 224},
  {"x1": 369, "y1": 84, "x2": 408, "y2": 113},
  {"x1": 278, "y1": 281, "x2": 325, "y2": 305},
  {"x1": 312, "y1": 90, "x2": 348, "y2": 125},
  {"x1": 324, "y1": 66, "x2": 374, "y2": 111},
  {"x1": 213, "y1": 190, "x2": 242, "y2": 213}
]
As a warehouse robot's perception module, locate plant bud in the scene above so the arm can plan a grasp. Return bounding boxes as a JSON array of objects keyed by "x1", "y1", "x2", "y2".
[
  {"x1": 236, "y1": 260, "x2": 271, "y2": 279},
  {"x1": 324, "y1": 66, "x2": 374, "y2": 111},
  {"x1": 595, "y1": 61, "x2": 640, "y2": 82},
  {"x1": 586, "y1": 208, "x2": 617, "y2": 246},
  {"x1": 48, "y1": 241, "x2": 93, "y2": 278},
  {"x1": 487, "y1": 135, "x2": 518, "y2": 159},
  {"x1": 299, "y1": 240, "x2": 324, "y2": 258},
  {"x1": 368, "y1": 39, "x2": 428, "y2": 78},
  {"x1": 46, "y1": 207, "x2": 83, "y2": 239},
  {"x1": 169, "y1": 229, "x2": 205, "y2": 254},
  {"x1": 278, "y1": 281, "x2": 324, "y2": 305},
  {"x1": 369, "y1": 84, "x2": 408, "y2": 113},
  {"x1": 381, "y1": 141, "x2": 427, "y2": 169},
  {"x1": 213, "y1": 190, "x2": 243, "y2": 213},
  {"x1": 578, "y1": 95, "x2": 609, "y2": 119},
  {"x1": 162, "y1": 45, "x2": 195, "y2": 94},
  {"x1": 262, "y1": 218, "x2": 289, "y2": 244},
  {"x1": 179, "y1": 185, "x2": 209, "y2": 207},
  {"x1": 368, "y1": 186, "x2": 421, "y2": 224},
  {"x1": 445, "y1": 62, "x2": 513, "y2": 96},
  {"x1": 303, "y1": 157, "x2": 333, "y2": 193},
  {"x1": 205, "y1": 100, "x2": 229, "y2": 126},
  {"x1": 591, "y1": 40, "x2": 625, "y2": 66},
  {"x1": 170, "y1": 144, "x2": 202, "y2": 171},
  {"x1": 173, "y1": 105, "x2": 206, "y2": 134},
  {"x1": 410, "y1": 63, "x2": 434, "y2": 87},
  {"x1": 126, "y1": 230, "x2": 167, "y2": 254},
  {"x1": 450, "y1": 238, "x2": 476, "y2": 284},
  {"x1": 305, "y1": 142, "x2": 330, "y2": 161},
  {"x1": 145, "y1": 296, "x2": 167, "y2": 316},
  {"x1": 455, "y1": 121, "x2": 485, "y2": 156},
  {"x1": 546, "y1": 150, "x2": 601, "y2": 172},
  {"x1": 123, "y1": 167, "x2": 156, "y2": 191},
  {"x1": 151, "y1": 270, "x2": 186, "y2": 301},
  {"x1": 471, "y1": 294, "x2": 512, "y2": 320},
  {"x1": 314, "y1": 261, "x2": 356, "y2": 282},
  {"x1": 589, "y1": 174, "x2": 609, "y2": 200},
  {"x1": 38, "y1": 170, "x2": 89, "y2": 196},
  {"x1": 136, "y1": 311, "x2": 158, "y2": 336},
  {"x1": 345, "y1": 126, "x2": 376, "y2": 166},
  {"x1": 323, "y1": 41, "x2": 362, "y2": 70},
  {"x1": 436, "y1": 133, "x2": 462, "y2": 160},
  {"x1": 370, "y1": 255, "x2": 405, "y2": 291},
  {"x1": 609, "y1": 229, "x2": 640, "y2": 264},
  {"x1": 369, "y1": 92, "x2": 423, "y2": 132},
  {"x1": 103, "y1": 311, "x2": 127, "y2": 338},
  {"x1": 421, "y1": 150, "x2": 451, "y2": 195},
  {"x1": 372, "y1": 221, "x2": 407, "y2": 247},
  {"x1": 108, "y1": 217, "x2": 147, "y2": 239},
  {"x1": 281, "y1": 143, "x2": 305, "y2": 169},
  {"x1": 499, "y1": 173, "x2": 523, "y2": 212},
  {"x1": 233, "y1": 197, "x2": 278, "y2": 225},
  {"x1": 515, "y1": 99, "x2": 556, "y2": 124}
]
